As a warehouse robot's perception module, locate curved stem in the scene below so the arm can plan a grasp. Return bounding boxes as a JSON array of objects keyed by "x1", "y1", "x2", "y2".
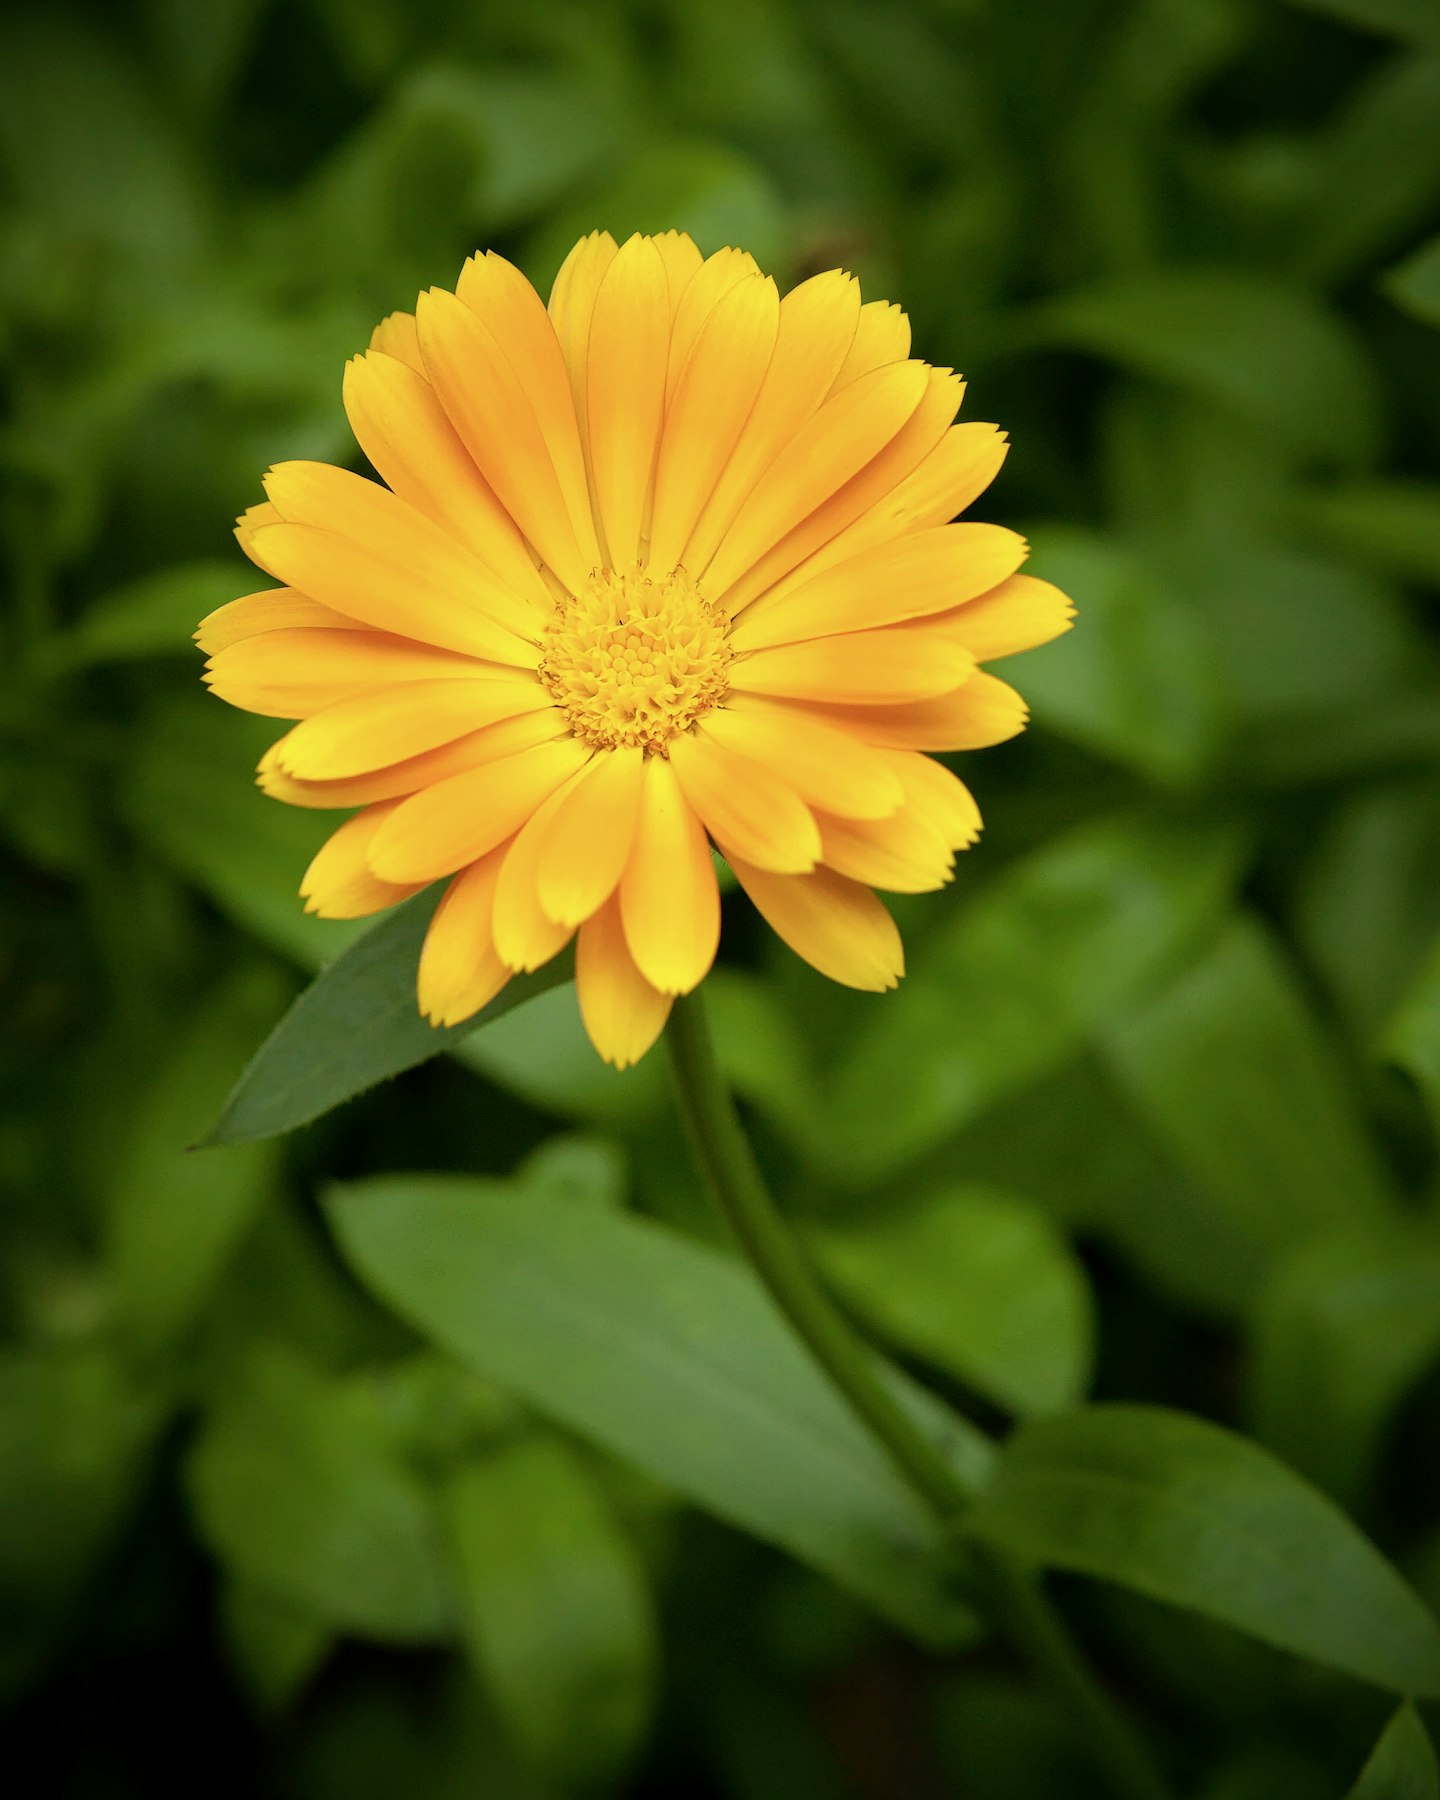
[{"x1": 665, "y1": 987, "x2": 1173, "y2": 1800}]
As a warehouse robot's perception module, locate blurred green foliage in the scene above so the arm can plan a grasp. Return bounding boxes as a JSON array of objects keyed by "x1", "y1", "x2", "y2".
[{"x1": 4, "y1": 0, "x2": 1440, "y2": 1793}]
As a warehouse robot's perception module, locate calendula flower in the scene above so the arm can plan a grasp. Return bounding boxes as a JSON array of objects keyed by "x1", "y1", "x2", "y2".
[{"x1": 198, "y1": 231, "x2": 1072, "y2": 1067}]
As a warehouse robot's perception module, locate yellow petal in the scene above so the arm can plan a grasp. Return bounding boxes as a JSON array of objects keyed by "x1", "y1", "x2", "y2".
[
  {"x1": 534, "y1": 745, "x2": 645, "y2": 927},
  {"x1": 804, "y1": 671, "x2": 1030, "y2": 750},
  {"x1": 263, "y1": 460, "x2": 542, "y2": 651},
  {"x1": 720, "y1": 366, "x2": 965, "y2": 615},
  {"x1": 456, "y1": 251, "x2": 599, "y2": 569},
  {"x1": 733, "y1": 630, "x2": 973, "y2": 706},
  {"x1": 732, "y1": 523, "x2": 1029, "y2": 650},
  {"x1": 489, "y1": 768, "x2": 590, "y2": 971},
  {"x1": 885, "y1": 750, "x2": 982, "y2": 848},
  {"x1": 619, "y1": 754, "x2": 719, "y2": 994},
  {"x1": 235, "y1": 501, "x2": 283, "y2": 575},
  {"x1": 705, "y1": 697, "x2": 904, "y2": 820},
  {"x1": 669, "y1": 727, "x2": 819, "y2": 873},
  {"x1": 205, "y1": 629, "x2": 487, "y2": 719},
  {"x1": 724, "y1": 854, "x2": 903, "y2": 990},
  {"x1": 300, "y1": 803, "x2": 427, "y2": 919},
  {"x1": 759, "y1": 424, "x2": 1010, "y2": 606},
  {"x1": 883, "y1": 419, "x2": 1010, "y2": 528},
  {"x1": 417, "y1": 284, "x2": 590, "y2": 592},
  {"x1": 275, "y1": 678, "x2": 550, "y2": 780},
  {"x1": 244, "y1": 522, "x2": 530, "y2": 668},
  {"x1": 263, "y1": 704, "x2": 566, "y2": 801},
  {"x1": 921, "y1": 571, "x2": 1076, "y2": 661},
  {"x1": 664, "y1": 246, "x2": 762, "y2": 400},
  {"x1": 417, "y1": 850, "x2": 513, "y2": 1026},
  {"x1": 586, "y1": 233, "x2": 671, "y2": 567},
  {"x1": 816, "y1": 807, "x2": 954, "y2": 893},
  {"x1": 703, "y1": 360, "x2": 930, "y2": 599},
  {"x1": 648, "y1": 273, "x2": 779, "y2": 574},
  {"x1": 342, "y1": 352, "x2": 551, "y2": 607},
  {"x1": 195, "y1": 588, "x2": 355, "y2": 654},
  {"x1": 368, "y1": 310, "x2": 424, "y2": 374},
  {"x1": 650, "y1": 229, "x2": 705, "y2": 318},
  {"x1": 831, "y1": 300, "x2": 911, "y2": 390},
  {"x1": 366, "y1": 737, "x2": 591, "y2": 884},
  {"x1": 576, "y1": 893, "x2": 673, "y2": 1069},
  {"x1": 683, "y1": 269, "x2": 862, "y2": 574},
  {"x1": 548, "y1": 230, "x2": 619, "y2": 456}
]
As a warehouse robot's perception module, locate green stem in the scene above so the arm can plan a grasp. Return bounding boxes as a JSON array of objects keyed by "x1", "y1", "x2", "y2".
[{"x1": 665, "y1": 987, "x2": 1172, "y2": 1800}]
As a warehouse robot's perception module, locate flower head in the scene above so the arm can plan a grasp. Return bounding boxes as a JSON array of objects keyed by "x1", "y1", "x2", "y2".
[{"x1": 199, "y1": 231, "x2": 1072, "y2": 1066}]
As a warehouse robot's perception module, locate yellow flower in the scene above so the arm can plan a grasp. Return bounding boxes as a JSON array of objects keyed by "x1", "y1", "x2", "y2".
[{"x1": 199, "y1": 231, "x2": 1072, "y2": 1067}]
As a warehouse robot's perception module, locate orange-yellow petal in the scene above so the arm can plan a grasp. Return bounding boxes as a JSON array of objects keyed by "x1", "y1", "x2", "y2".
[
  {"x1": 683, "y1": 270, "x2": 863, "y2": 574},
  {"x1": 703, "y1": 697, "x2": 904, "y2": 820},
  {"x1": 417, "y1": 849, "x2": 513, "y2": 1026},
  {"x1": 489, "y1": 769, "x2": 590, "y2": 971},
  {"x1": 534, "y1": 745, "x2": 646, "y2": 928},
  {"x1": 341, "y1": 352, "x2": 551, "y2": 607},
  {"x1": 831, "y1": 300, "x2": 910, "y2": 390},
  {"x1": 816, "y1": 806, "x2": 955, "y2": 893},
  {"x1": 367, "y1": 737, "x2": 591, "y2": 884},
  {"x1": 456, "y1": 251, "x2": 599, "y2": 570},
  {"x1": 885, "y1": 750, "x2": 983, "y2": 849},
  {"x1": 651, "y1": 230, "x2": 706, "y2": 318},
  {"x1": 733, "y1": 631, "x2": 974, "y2": 706},
  {"x1": 669, "y1": 727, "x2": 820, "y2": 874},
  {"x1": 918, "y1": 571, "x2": 1075, "y2": 662},
  {"x1": 732, "y1": 523, "x2": 1029, "y2": 651},
  {"x1": 664, "y1": 246, "x2": 762, "y2": 399},
  {"x1": 547, "y1": 229, "x2": 619, "y2": 456},
  {"x1": 417, "y1": 284, "x2": 590, "y2": 593},
  {"x1": 586, "y1": 233, "x2": 670, "y2": 567},
  {"x1": 204, "y1": 629, "x2": 488, "y2": 719},
  {"x1": 300, "y1": 802, "x2": 427, "y2": 919},
  {"x1": 195, "y1": 589, "x2": 356, "y2": 655},
  {"x1": 724, "y1": 853, "x2": 904, "y2": 990},
  {"x1": 648, "y1": 273, "x2": 779, "y2": 574},
  {"x1": 261, "y1": 706, "x2": 567, "y2": 805},
  {"x1": 369, "y1": 310, "x2": 424, "y2": 374},
  {"x1": 618, "y1": 754, "x2": 720, "y2": 995},
  {"x1": 273, "y1": 678, "x2": 552, "y2": 780},
  {"x1": 704, "y1": 360, "x2": 930, "y2": 599},
  {"x1": 576, "y1": 893, "x2": 673, "y2": 1069},
  {"x1": 720, "y1": 366, "x2": 965, "y2": 615},
  {"x1": 804, "y1": 671, "x2": 1029, "y2": 750}
]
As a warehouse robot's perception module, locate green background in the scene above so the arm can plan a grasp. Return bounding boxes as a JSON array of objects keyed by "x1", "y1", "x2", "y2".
[{"x1": 4, "y1": 0, "x2": 1440, "y2": 1793}]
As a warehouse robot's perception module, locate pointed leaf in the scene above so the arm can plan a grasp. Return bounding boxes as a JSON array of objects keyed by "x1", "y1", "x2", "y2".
[
  {"x1": 325, "y1": 1174, "x2": 992, "y2": 1648},
  {"x1": 968, "y1": 1404, "x2": 1440, "y2": 1697},
  {"x1": 1347, "y1": 1704, "x2": 1440, "y2": 1800}
]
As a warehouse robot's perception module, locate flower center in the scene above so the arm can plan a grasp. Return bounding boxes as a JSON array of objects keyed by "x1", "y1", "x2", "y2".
[{"x1": 537, "y1": 565, "x2": 732, "y2": 754}]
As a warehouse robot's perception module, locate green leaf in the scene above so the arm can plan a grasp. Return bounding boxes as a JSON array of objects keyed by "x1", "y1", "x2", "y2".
[
  {"x1": 1016, "y1": 525, "x2": 1227, "y2": 785},
  {"x1": 108, "y1": 965, "x2": 290, "y2": 1350},
  {"x1": 1384, "y1": 233, "x2": 1440, "y2": 327},
  {"x1": 444, "y1": 1437, "x2": 657, "y2": 1787},
  {"x1": 123, "y1": 694, "x2": 361, "y2": 970},
  {"x1": 1346, "y1": 1704, "x2": 1440, "y2": 1800},
  {"x1": 0, "y1": 1348, "x2": 163, "y2": 1700},
  {"x1": 1101, "y1": 914, "x2": 1393, "y2": 1274},
  {"x1": 1250, "y1": 1225, "x2": 1440, "y2": 1506},
  {"x1": 1281, "y1": 0, "x2": 1440, "y2": 47},
  {"x1": 968, "y1": 1403, "x2": 1440, "y2": 1696},
  {"x1": 1385, "y1": 932, "x2": 1440, "y2": 1133},
  {"x1": 204, "y1": 891, "x2": 573, "y2": 1146},
  {"x1": 325, "y1": 1174, "x2": 992, "y2": 1647},
  {"x1": 1036, "y1": 270, "x2": 1381, "y2": 465},
  {"x1": 1295, "y1": 482, "x2": 1440, "y2": 589},
  {"x1": 812, "y1": 1185, "x2": 1093, "y2": 1419},
  {"x1": 220, "y1": 1576, "x2": 333, "y2": 1717},
  {"x1": 187, "y1": 1347, "x2": 452, "y2": 1642},
  {"x1": 824, "y1": 813, "x2": 1247, "y2": 1186}
]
